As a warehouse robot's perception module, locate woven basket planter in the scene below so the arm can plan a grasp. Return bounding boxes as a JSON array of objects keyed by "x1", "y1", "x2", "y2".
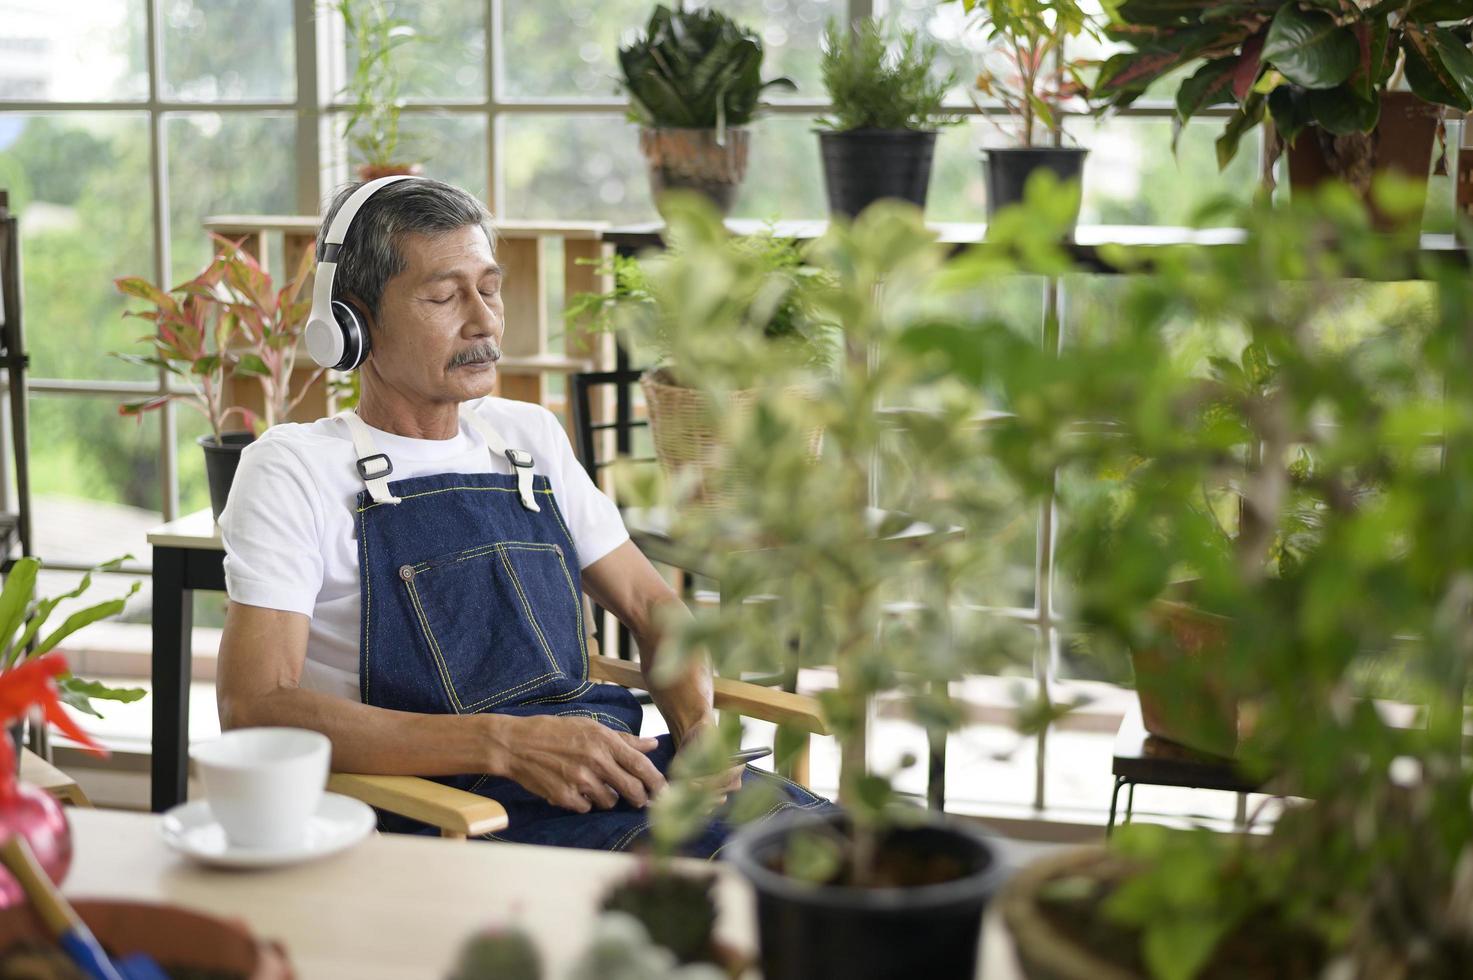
[{"x1": 640, "y1": 369, "x2": 823, "y2": 511}]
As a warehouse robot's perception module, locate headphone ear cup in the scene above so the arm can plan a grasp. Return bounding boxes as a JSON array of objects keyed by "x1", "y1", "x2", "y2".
[{"x1": 330, "y1": 299, "x2": 370, "y2": 371}]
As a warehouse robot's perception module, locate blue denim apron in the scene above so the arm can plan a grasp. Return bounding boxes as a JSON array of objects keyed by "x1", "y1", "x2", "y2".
[{"x1": 340, "y1": 406, "x2": 828, "y2": 855}]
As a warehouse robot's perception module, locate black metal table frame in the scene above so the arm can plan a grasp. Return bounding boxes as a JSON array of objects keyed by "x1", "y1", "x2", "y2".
[{"x1": 149, "y1": 542, "x2": 225, "y2": 812}]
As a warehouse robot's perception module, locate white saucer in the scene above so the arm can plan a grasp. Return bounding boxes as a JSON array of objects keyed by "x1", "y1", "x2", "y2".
[{"x1": 160, "y1": 792, "x2": 377, "y2": 869}]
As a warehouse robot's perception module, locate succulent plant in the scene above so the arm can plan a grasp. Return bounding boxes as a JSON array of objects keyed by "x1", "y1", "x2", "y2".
[
  {"x1": 446, "y1": 925, "x2": 542, "y2": 980},
  {"x1": 617, "y1": 4, "x2": 795, "y2": 135},
  {"x1": 567, "y1": 912, "x2": 726, "y2": 980},
  {"x1": 600, "y1": 866, "x2": 718, "y2": 965}
]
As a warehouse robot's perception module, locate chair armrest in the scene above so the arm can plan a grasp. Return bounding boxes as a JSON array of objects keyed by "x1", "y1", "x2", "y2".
[
  {"x1": 327, "y1": 772, "x2": 509, "y2": 838},
  {"x1": 588, "y1": 654, "x2": 829, "y2": 735}
]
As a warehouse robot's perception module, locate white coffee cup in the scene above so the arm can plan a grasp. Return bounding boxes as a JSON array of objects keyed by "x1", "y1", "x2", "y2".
[{"x1": 193, "y1": 727, "x2": 331, "y2": 850}]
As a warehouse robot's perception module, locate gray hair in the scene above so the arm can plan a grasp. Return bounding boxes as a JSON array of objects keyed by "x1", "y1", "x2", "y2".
[{"x1": 317, "y1": 178, "x2": 495, "y2": 325}]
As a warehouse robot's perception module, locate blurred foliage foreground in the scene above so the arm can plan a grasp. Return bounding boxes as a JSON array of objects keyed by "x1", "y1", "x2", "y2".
[{"x1": 614, "y1": 182, "x2": 1473, "y2": 977}]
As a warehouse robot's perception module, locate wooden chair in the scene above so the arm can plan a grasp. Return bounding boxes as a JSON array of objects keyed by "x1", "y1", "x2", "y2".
[{"x1": 327, "y1": 653, "x2": 828, "y2": 839}]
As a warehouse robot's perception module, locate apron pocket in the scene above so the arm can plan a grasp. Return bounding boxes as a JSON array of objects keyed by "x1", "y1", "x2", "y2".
[{"x1": 401, "y1": 541, "x2": 587, "y2": 713}]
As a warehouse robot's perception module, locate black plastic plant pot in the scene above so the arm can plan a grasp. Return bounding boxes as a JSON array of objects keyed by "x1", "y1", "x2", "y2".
[
  {"x1": 198, "y1": 431, "x2": 255, "y2": 522},
  {"x1": 819, "y1": 129, "x2": 938, "y2": 220},
  {"x1": 983, "y1": 146, "x2": 1089, "y2": 229},
  {"x1": 725, "y1": 810, "x2": 1009, "y2": 980}
]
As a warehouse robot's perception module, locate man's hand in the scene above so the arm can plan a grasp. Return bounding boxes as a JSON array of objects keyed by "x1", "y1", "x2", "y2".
[
  {"x1": 496, "y1": 715, "x2": 667, "y2": 813},
  {"x1": 676, "y1": 719, "x2": 744, "y2": 803}
]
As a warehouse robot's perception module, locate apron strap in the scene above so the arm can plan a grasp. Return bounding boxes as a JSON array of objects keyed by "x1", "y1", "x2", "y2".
[
  {"x1": 336, "y1": 410, "x2": 402, "y2": 505},
  {"x1": 459, "y1": 403, "x2": 541, "y2": 513}
]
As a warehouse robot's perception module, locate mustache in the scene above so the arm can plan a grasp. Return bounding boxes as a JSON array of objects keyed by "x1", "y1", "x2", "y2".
[{"x1": 447, "y1": 342, "x2": 502, "y2": 369}]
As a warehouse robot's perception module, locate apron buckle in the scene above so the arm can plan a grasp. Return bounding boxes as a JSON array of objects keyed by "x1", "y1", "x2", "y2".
[{"x1": 505, "y1": 449, "x2": 541, "y2": 513}]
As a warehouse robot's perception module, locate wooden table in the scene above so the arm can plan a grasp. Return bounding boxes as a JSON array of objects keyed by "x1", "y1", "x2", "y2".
[
  {"x1": 59, "y1": 808, "x2": 1025, "y2": 979},
  {"x1": 21, "y1": 747, "x2": 90, "y2": 807},
  {"x1": 146, "y1": 509, "x2": 224, "y2": 813},
  {"x1": 1108, "y1": 702, "x2": 1259, "y2": 834}
]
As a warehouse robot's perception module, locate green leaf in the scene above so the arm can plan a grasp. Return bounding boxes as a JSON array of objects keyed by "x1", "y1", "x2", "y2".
[
  {"x1": 1305, "y1": 86, "x2": 1381, "y2": 134},
  {"x1": 35, "y1": 593, "x2": 134, "y2": 658},
  {"x1": 1430, "y1": 26, "x2": 1473, "y2": 103},
  {"x1": 233, "y1": 353, "x2": 270, "y2": 378},
  {"x1": 56, "y1": 675, "x2": 146, "y2": 719},
  {"x1": 1142, "y1": 918, "x2": 1230, "y2": 980},
  {"x1": 1176, "y1": 58, "x2": 1237, "y2": 124},
  {"x1": 1262, "y1": 5, "x2": 1359, "y2": 89},
  {"x1": 1215, "y1": 92, "x2": 1265, "y2": 169},
  {"x1": 0, "y1": 558, "x2": 39, "y2": 654},
  {"x1": 1267, "y1": 84, "x2": 1314, "y2": 144},
  {"x1": 1403, "y1": 27, "x2": 1473, "y2": 111}
]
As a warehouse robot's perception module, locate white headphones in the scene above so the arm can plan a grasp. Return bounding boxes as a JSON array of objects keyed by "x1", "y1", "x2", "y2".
[{"x1": 305, "y1": 174, "x2": 422, "y2": 371}]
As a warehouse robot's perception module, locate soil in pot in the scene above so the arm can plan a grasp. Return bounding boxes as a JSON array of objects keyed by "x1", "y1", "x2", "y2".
[
  {"x1": 819, "y1": 129, "x2": 937, "y2": 219},
  {"x1": 1004, "y1": 848, "x2": 1324, "y2": 980},
  {"x1": 983, "y1": 146, "x2": 1088, "y2": 228},
  {"x1": 640, "y1": 127, "x2": 750, "y2": 217},
  {"x1": 199, "y1": 432, "x2": 255, "y2": 522},
  {"x1": 1286, "y1": 91, "x2": 1441, "y2": 230},
  {"x1": 726, "y1": 812, "x2": 1008, "y2": 980}
]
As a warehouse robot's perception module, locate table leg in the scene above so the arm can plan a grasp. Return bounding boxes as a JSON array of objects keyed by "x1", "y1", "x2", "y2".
[
  {"x1": 926, "y1": 686, "x2": 947, "y2": 811},
  {"x1": 1107, "y1": 776, "x2": 1123, "y2": 837},
  {"x1": 150, "y1": 547, "x2": 192, "y2": 813},
  {"x1": 1125, "y1": 781, "x2": 1136, "y2": 825}
]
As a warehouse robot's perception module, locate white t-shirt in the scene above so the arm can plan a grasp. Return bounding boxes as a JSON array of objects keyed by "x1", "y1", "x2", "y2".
[{"x1": 218, "y1": 397, "x2": 629, "y2": 702}]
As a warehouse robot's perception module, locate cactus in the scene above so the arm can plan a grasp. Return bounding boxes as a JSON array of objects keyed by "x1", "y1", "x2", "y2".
[
  {"x1": 446, "y1": 925, "x2": 542, "y2": 980},
  {"x1": 567, "y1": 912, "x2": 726, "y2": 980},
  {"x1": 601, "y1": 866, "x2": 719, "y2": 965}
]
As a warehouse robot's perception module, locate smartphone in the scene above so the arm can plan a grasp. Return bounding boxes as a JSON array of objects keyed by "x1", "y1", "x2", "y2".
[{"x1": 729, "y1": 746, "x2": 773, "y2": 765}]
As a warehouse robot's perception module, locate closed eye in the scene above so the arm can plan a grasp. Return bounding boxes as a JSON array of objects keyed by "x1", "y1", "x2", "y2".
[{"x1": 427, "y1": 295, "x2": 454, "y2": 304}]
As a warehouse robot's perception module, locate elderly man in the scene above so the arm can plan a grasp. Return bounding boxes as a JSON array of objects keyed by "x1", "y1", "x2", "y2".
[{"x1": 216, "y1": 177, "x2": 824, "y2": 854}]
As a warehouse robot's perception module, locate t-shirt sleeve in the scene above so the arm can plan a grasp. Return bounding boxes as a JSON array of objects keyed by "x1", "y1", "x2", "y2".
[
  {"x1": 219, "y1": 436, "x2": 324, "y2": 617},
  {"x1": 537, "y1": 408, "x2": 629, "y2": 569}
]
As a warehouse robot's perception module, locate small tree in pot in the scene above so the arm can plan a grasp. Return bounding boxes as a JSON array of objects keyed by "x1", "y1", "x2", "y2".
[
  {"x1": 1091, "y1": 0, "x2": 1473, "y2": 227},
  {"x1": 815, "y1": 18, "x2": 958, "y2": 219},
  {"x1": 607, "y1": 197, "x2": 1028, "y2": 980},
  {"x1": 335, "y1": 0, "x2": 424, "y2": 181},
  {"x1": 949, "y1": 0, "x2": 1098, "y2": 226},
  {"x1": 618, "y1": 4, "x2": 795, "y2": 217}
]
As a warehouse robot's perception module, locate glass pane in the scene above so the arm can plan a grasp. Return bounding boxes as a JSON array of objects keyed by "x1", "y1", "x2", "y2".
[
  {"x1": 166, "y1": 112, "x2": 297, "y2": 283},
  {"x1": 499, "y1": 0, "x2": 843, "y2": 101},
  {"x1": 175, "y1": 408, "x2": 212, "y2": 519},
  {"x1": 341, "y1": 110, "x2": 488, "y2": 200},
  {"x1": 161, "y1": 0, "x2": 295, "y2": 102},
  {"x1": 30, "y1": 396, "x2": 163, "y2": 567},
  {"x1": 0, "y1": 113, "x2": 155, "y2": 381},
  {"x1": 501, "y1": 113, "x2": 651, "y2": 223},
  {"x1": 1065, "y1": 116, "x2": 1259, "y2": 227},
  {"x1": 1, "y1": 1, "x2": 147, "y2": 101},
  {"x1": 338, "y1": 0, "x2": 484, "y2": 103},
  {"x1": 735, "y1": 115, "x2": 827, "y2": 220},
  {"x1": 878, "y1": 0, "x2": 1005, "y2": 105}
]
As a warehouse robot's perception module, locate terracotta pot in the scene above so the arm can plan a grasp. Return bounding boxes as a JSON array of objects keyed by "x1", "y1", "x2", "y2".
[
  {"x1": 1000, "y1": 846, "x2": 1142, "y2": 980},
  {"x1": 356, "y1": 162, "x2": 424, "y2": 182},
  {"x1": 1287, "y1": 91, "x2": 1442, "y2": 230},
  {"x1": 1130, "y1": 599, "x2": 1242, "y2": 759},
  {"x1": 639, "y1": 127, "x2": 749, "y2": 216},
  {"x1": 0, "y1": 899, "x2": 292, "y2": 978}
]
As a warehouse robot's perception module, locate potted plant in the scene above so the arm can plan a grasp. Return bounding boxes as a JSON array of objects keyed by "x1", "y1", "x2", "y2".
[
  {"x1": 1091, "y1": 0, "x2": 1473, "y2": 226},
  {"x1": 113, "y1": 237, "x2": 316, "y2": 520},
  {"x1": 814, "y1": 18, "x2": 958, "y2": 219},
  {"x1": 915, "y1": 180, "x2": 1473, "y2": 976},
  {"x1": 951, "y1": 0, "x2": 1098, "y2": 226},
  {"x1": 605, "y1": 198, "x2": 1017, "y2": 980},
  {"x1": 565, "y1": 211, "x2": 837, "y2": 510},
  {"x1": 334, "y1": 0, "x2": 423, "y2": 181},
  {"x1": 618, "y1": 4, "x2": 796, "y2": 217}
]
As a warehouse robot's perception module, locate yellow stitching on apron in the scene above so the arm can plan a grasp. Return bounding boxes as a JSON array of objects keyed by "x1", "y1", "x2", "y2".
[
  {"x1": 360, "y1": 506, "x2": 372, "y2": 703},
  {"x1": 358, "y1": 485, "x2": 555, "y2": 513},
  {"x1": 463, "y1": 669, "x2": 563, "y2": 712},
  {"x1": 405, "y1": 578, "x2": 464, "y2": 713},
  {"x1": 554, "y1": 709, "x2": 633, "y2": 734},
  {"x1": 611, "y1": 820, "x2": 648, "y2": 852},
  {"x1": 467, "y1": 773, "x2": 489, "y2": 794},
  {"x1": 497, "y1": 545, "x2": 563, "y2": 676},
  {"x1": 520, "y1": 679, "x2": 594, "y2": 705}
]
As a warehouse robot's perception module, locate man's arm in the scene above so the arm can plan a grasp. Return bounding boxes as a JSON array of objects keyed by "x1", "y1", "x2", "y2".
[
  {"x1": 580, "y1": 541, "x2": 713, "y2": 743},
  {"x1": 216, "y1": 601, "x2": 665, "y2": 811}
]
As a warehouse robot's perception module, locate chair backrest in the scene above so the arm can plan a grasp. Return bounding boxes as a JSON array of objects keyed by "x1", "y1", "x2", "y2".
[
  {"x1": 568, "y1": 369, "x2": 655, "y2": 664},
  {"x1": 568, "y1": 368, "x2": 655, "y2": 487}
]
